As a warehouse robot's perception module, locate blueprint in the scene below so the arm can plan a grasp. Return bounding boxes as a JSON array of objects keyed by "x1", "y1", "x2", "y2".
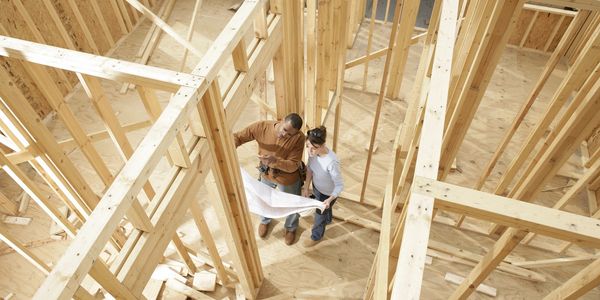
[{"x1": 241, "y1": 168, "x2": 326, "y2": 218}]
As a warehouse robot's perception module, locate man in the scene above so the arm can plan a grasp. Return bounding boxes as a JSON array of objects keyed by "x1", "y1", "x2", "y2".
[{"x1": 233, "y1": 113, "x2": 305, "y2": 245}]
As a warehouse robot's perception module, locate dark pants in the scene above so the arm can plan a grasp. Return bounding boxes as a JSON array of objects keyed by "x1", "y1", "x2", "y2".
[{"x1": 311, "y1": 186, "x2": 337, "y2": 241}]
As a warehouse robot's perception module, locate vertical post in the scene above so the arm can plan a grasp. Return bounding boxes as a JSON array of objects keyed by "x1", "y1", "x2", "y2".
[
  {"x1": 197, "y1": 81, "x2": 263, "y2": 299},
  {"x1": 306, "y1": 0, "x2": 318, "y2": 128},
  {"x1": 390, "y1": 0, "x2": 458, "y2": 297}
]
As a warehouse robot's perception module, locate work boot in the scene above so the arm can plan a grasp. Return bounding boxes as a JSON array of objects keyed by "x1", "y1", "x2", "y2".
[
  {"x1": 284, "y1": 230, "x2": 296, "y2": 245},
  {"x1": 258, "y1": 223, "x2": 269, "y2": 238}
]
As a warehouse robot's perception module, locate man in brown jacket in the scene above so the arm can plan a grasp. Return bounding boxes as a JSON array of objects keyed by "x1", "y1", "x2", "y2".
[{"x1": 233, "y1": 113, "x2": 306, "y2": 245}]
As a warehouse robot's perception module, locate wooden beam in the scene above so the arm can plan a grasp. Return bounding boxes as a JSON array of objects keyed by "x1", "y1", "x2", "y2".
[
  {"x1": 390, "y1": 0, "x2": 458, "y2": 298},
  {"x1": 586, "y1": 141, "x2": 600, "y2": 168},
  {"x1": 198, "y1": 80, "x2": 262, "y2": 299},
  {"x1": 66, "y1": 0, "x2": 100, "y2": 54},
  {"x1": 117, "y1": 0, "x2": 135, "y2": 31},
  {"x1": 524, "y1": 3, "x2": 577, "y2": 16},
  {"x1": 189, "y1": 201, "x2": 229, "y2": 285},
  {"x1": 345, "y1": 47, "x2": 389, "y2": 69},
  {"x1": 0, "y1": 35, "x2": 202, "y2": 93},
  {"x1": 0, "y1": 223, "x2": 51, "y2": 275},
  {"x1": 543, "y1": 257, "x2": 600, "y2": 299},
  {"x1": 385, "y1": 0, "x2": 422, "y2": 99},
  {"x1": 581, "y1": 142, "x2": 599, "y2": 215},
  {"x1": 519, "y1": 11, "x2": 539, "y2": 47},
  {"x1": 543, "y1": 15, "x2": 566, "y2": 52},
  {"x1": 330, "y1": 0, "x2": 349, "y2": 150},
  {"x1": 109, "y1": 0, "x2": 130, "y2": 34},
  {"x1": 534, "y1": 0, "x2": 600, "y2": 11},
  {"x1": 180, "y1": 0, "x2": 204, "y2": 72},
  {"x1": 414, "y1": 176, "x2": 600, "y2": 247},
  {"x1": 90, "y1": 0, "x2": 116, "y2": 46},
  {"x1": 136, "y1": 86, "x2": 191, "y2": 168},
  {"x1": 305, "y1": 0, "x2": 317, "y2": 128},
  {"x1": 315, "y1": 0, "x2": 333, "y2": 124},
  {"x1": 361, "y1": 0, "x2": 379, "y2": 91}
]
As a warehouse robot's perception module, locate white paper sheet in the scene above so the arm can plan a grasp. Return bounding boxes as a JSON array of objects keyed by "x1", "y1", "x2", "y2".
[{"x1": 241, "y1": 168, "x2": 326, "y2": 218}]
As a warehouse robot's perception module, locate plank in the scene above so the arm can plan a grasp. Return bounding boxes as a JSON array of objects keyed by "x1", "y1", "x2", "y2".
[{"x1": 0, "y1": 36, "x2": 201, "y2": 93}]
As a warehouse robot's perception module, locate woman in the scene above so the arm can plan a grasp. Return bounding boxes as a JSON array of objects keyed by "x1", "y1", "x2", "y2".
[{"x1": 302, "y1": 126, "x2": 344, "y2": 247}]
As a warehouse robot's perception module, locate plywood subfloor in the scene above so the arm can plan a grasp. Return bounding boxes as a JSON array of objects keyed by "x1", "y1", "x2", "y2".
[{"x1": 0, "y1": 1, "x2": 599, "y2": 299}]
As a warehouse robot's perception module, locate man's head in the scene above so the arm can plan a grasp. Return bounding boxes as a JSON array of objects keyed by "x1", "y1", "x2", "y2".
[{"x1": 276, "y1": 113, "x2": 303, "y2": 139}]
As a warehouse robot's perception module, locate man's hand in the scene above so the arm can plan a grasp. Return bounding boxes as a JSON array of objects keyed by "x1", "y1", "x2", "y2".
[{"x1": 258, "y1": 154, "x2": 278, "y2": 166}]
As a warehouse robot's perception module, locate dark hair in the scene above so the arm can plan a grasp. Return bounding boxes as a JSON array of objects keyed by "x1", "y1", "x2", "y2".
[
  {"x1": 307, "y1": 126, "x2": 327, "y2": 146},
  {"x1": 284, "y1": 113, "x2": 303, "y2": 130}
]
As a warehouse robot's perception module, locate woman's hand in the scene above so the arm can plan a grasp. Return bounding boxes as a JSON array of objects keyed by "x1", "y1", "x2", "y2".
[
  {"x1": 302, "y1": 187, "x2": 310, "y2": 198},
  {"x1": 323, "y1": 197, "x2": 334, "y2": 209}
]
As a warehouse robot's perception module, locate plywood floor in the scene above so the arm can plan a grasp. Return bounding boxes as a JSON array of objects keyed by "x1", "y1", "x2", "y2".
[{"x1": 0, "y1": 1, "x2": 599, "y2": 299}]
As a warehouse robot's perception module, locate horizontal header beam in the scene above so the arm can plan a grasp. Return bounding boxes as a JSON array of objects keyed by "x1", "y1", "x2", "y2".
[{"x1": 413, "y1": 176, "x2": 600, "y2": 248}]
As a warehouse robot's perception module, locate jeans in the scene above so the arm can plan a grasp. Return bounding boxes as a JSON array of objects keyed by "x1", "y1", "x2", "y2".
[
  {"x1": 259, "y1": 175, "x2": 301, "y2": 232},
  {"x1": 311, "y1": 186, "x2": 337, "y2": 241}
]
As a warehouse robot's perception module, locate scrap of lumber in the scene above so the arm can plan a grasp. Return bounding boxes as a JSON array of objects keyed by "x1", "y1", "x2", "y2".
[
  {"x1": 151, "y1": 264, "x2": 187, "y2": 283},
  {"x1": 192, "y1": 271, "x2": 217, "y2": 292},
  {"x1": 333, "y1": 199, "x2": 381, "y2": 231},
  {"x1": 3, "y1": 292, "x2": 15, "y2": 300},
  {"x1": 142, "y1": 279, "x2": 164, "y2": 300},
  {"x1": 444, "y1": 272, "x2": 497, "y2": 297},
  {"x1": 165, "y1": 278, "x2": 213, "y2": 300},
  {"x1": 3, "y1": 216, "x2": 32, "y2": 226}
]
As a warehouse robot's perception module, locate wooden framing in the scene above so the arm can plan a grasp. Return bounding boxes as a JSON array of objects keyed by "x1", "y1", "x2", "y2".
[
  {"x1": 1, "y1": 0, "x2": 600, "y2": 298},
  {"x1": 0, "y1": 0, "x2": 281, "y2": 298}
]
